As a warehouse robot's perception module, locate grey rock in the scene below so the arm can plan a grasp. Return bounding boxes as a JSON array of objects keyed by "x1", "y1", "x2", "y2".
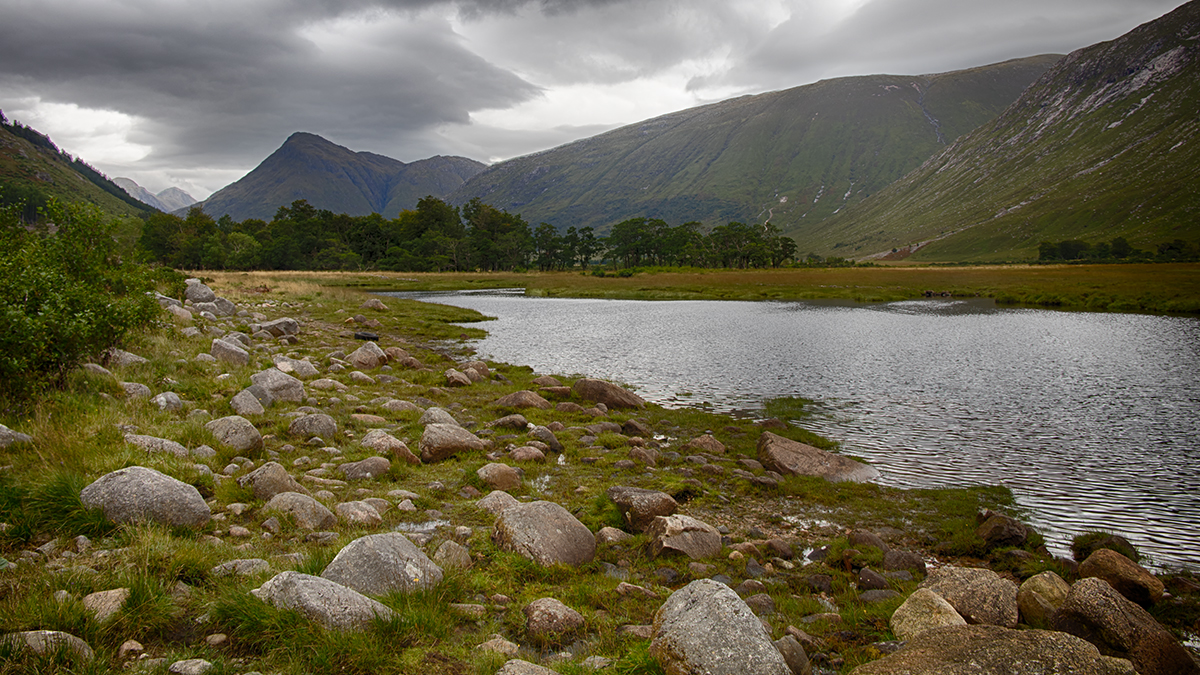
[
  {"x1": 495, "y1": 661, "x2": 559, "y2": 675},
  {"x1": 107, "y1": 349, "x2": 148, "y2": 368},
  {"x1": 434, "y1": 540, "x2": 472, "y2": 569},
  {"x1": 757, "y1": 431, "x2": 879, "y2": 483},
  {"x1": 606, "y1": 486, "x2": 678, "y2": 532},
  {"x1": 168, "y1": 658, "x2": 213, "y2": 675},
  {"x1": 976, "y1": 512, "x2": 1030, "y2": 549},
  {"x1": 420, "y1": 423, "x2": 486, "y2": 462},
  {"x1": 262, "y1": 492, "x2": 336, "y2": 530},
  {"x1": 259, "y1": 318, "x2": 300, "y2": 337},
  {"x1": 273, "y1": 355, "x2": 318, "y2": 378},
  {"x1": 211, "y1": 558, "x2": 270, "y2": 577},
  {"x1": 493, "y1": 500, "x2": 595, "y2": 566},
  {"x1": 321, "y1": 532, "x2": 442, "y2": 596},
  {"x1": 184, "y1": 282, "x2": 216, "y2": 303},
  {"x1": 150, "y1": 391, "x2": 184, "y2": 411},
  {"x1": 0, "y1": 424, "x2": 32, "y2": 449},
  {"x1": 478, "y1": 490, "x2": 520, "y2": 515},
  {"x1": 650, "y1": 578, "x2": 790, "y2": 675},
  {"x1": 360, "y1": 429, "x2": 420, "y2": 465},
  {"x1": 572, "y1": 377, "x2": 645, "y2": 409},
  {"x1": 2, "y1": 630, "x2": 94, "y2": 661},
  {"x1": 530, "y1": 425, "x2": 564, "y2": 452},
  {"x1": 645, "y1": 514, "x2": 722, "y2": 560},
  {"x1": 211, "y1": 338, "x2": 250, "y2": 367},
  {"x1": 418, "y1": 407, "x2": 459, "y2": 426},
  {"x1": 774, "y1": 634, "x2": 812, "y2": 675},
  {"x1": 79, "y1": 466, "x2": 210, "y2": 528},
  {"x1": 239, "y1": 462, "x2": 310, "y2": 500},
  {"x1": 335, "y1": 501, "x2": 383, "y2": 526},
  {"x1": 288, "y1": 413, "x2": 338, "y2": 441},
  {"x1": 250, "y1": 368, "x2": 306, "y2": 402},
  {"x1": 346, "y1": 341, "x2": 387, "y2": 370},
  {"x1": 121, "y1": 382, "x2": 152, "y2": 398},
  {"x1": 850, "y1": 624, "x2": 1136, "y2": 675},
  {"x1": 918, "y1": 565, "x2": 1019, "y2": 628},
  {"x1": 252, "y1": 571, "x2": 393, "y2": 631},
  {"x1": 340, "y1": 456, "x2": 391, "y2": 480},
  {"x1": 890, "y1": 588, "x2": 967, "y2": 641},
  {"x1": 477, "y1": 462, "x2": 522, "y2": 490},
  {"x1": 495, "y1": 390, "x2": 552, "y2": 409},
  {"x1": 230, "y1": 388, "x2": 266, "y2": 416},
  {"x1": 124, "y1": 433, "x2": 189, "y2": 458},
  {"x1": 1018, "y1": 571, "x2": 1071, "y2": 628},
  {"x1": 524, "y1": 597, "x2": 584, "y2": 641},
  {"x1": 206, "y1": 415, "x2": 263, "y2": 451}
]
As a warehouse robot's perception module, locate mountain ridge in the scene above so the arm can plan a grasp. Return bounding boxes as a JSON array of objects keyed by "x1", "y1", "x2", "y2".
[{"x1": 113, "y1": 177, "x2": 197, "y2": 212}]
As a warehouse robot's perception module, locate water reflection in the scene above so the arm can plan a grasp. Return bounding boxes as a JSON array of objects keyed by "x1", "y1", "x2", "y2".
[{"x1": 387, "y1": 290, "x2": 1200, "y2": 569}]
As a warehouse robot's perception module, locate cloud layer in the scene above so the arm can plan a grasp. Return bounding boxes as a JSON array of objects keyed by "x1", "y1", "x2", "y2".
[{"x1": 0, "y1": 0, "x2": 1183, "y2": 197}]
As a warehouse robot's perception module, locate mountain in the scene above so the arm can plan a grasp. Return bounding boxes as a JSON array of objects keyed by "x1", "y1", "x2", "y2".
[
  {"x1": 196, "y1": 132, "x2": 486, "y2": 222},
  {"x1": 448, "y1": 55, "x2": 1061, "y2": 233},
  {"x1": 0, "y1": 116, "x2": 156, "y2": 220},
  {"x1": 114, "y1": 177, "x2": 198, "y2": 212},
  {"x1": 794, "y1": 0, "x2": 1200, "y2": 262}
]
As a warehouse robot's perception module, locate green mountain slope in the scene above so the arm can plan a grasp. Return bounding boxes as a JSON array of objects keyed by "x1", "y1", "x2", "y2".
[
  {"x1": 795, "y1": 0, "x2": 1200, "y2": 262},
  {"x1": 0, "y1": 117, "x2": 156, "y2": 221},
  {"x1": 449, "y1": 56, "x2": 1060, "y2": 233},
  {"x1": 198, "y1": 132, "x2": 486, "y2": 221}
]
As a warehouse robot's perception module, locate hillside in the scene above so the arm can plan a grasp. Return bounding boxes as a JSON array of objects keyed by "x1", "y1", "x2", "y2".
[
  {"x1": 0, "y1": 117, "x2": 156, "y2": 221},
  {"x1": 449, "y1": 55, "x2": 1060, "y2": 234},
  {"x1": 196, "y1": 133, "x2": 487, "y2": 222},
  {"x1": 795, "y1": 0, "x2": 1200, "y2": 262}
]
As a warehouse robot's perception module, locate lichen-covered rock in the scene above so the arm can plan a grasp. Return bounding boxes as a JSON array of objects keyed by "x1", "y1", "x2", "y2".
[
  {"x1": 205, "y1": 415, "x2": 263, "y2": 452},
  {"x1": 2, "y1": 630, "x2": 95, "y2": 661},
  {"x1": 918, "y1": 566, "x2": 1019, "y2": 628},
  {"x1": 757, "y1": 432, "x2": 879, "y2": 483},
  {"x1": 650, "y1": 579, "x2": 790, "y2": 675},
  {"x1": 495, "y1": 390, "x2": 552, "y2": 409},
  {"x1": 1018, "y1": 571, "x2": 1072, "y2": 628},
  {"x1": 334, "y1": 501, "x2": 383, "y2": 526},
  {"x1": 572, "y1": 378, "x2": 646, "y2": 409},
  {"x1": 239, "y1": 462, "x2": 310, "y2": 500},
  {"x1": 360, "y1": 429, "x2": 420, "y2": 465},
  {"x1": 211, "y1": 338, "x2": 249, "y2": 367},
  {"x1": 420, "y1": 423, "x2": 486, "y2": 462},
  {"x1": 252, "y1": 571, "x2": 393, "y2": 631},
  {"x1": 524, "y1": 597, "x2": 584, "y2": 642},
  {"x1": 288, "y1": 413, "x2": 337, "y2": 441},
  {"x1": 493, "y1": 500, "x2": 595, "y2": 566},
  {"x1": 606, "y1": 486, "x2": 678, "y2": 533},
  {"x1": 262, "y1": 492, "x2": 336, "y2": 530},
  {"x1": 478, "y1": 490, "x2": 520, "y2": 515},
  {"x1": 250, "y1": 368, "x2": 305, "y2": 402},
  {"x1": 80, "y1": 466, "x2": 210, "y2": 528},
  {"x1": 645, "y1": 514, "x2": 722, "y2": 560},
  {"x1": 321, "y1": 533, "x2": 442, "y2": 596},
  {"x1": 347, "y1": 341, "x2": 387, "y2": 370},
  {"x1": 124, "y1": 433, "x2": 189, "y2": 458},
  {"x1": 890, "y1": 588, "x2": 966, "y2": 641},
  {"x1": 849, "y1": 624, "x2": 1136, "y2": 675},
  {"x1": 340, "y1": 456, "x2": 391, "y2": 480}
]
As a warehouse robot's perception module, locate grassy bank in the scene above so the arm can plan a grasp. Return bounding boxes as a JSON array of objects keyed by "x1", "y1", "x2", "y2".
[
  {"x1": 0, "y1": 272, "x2": 1193, "y2": 674},
  {"x1": 307, "y1": 263, "x2": 1200, "y2": 315}
]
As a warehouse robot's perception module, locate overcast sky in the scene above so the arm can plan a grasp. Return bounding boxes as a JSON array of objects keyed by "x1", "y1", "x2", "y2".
[{"x1": 0, "y1": 0, "x2": 1184, "y2": 199}]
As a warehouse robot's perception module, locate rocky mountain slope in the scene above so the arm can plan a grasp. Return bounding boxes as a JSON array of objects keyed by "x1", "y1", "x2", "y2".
[
  {"x1": 795, "y1": 0, "x2": 1200, "y2": 262},
  {"x1": 449, "y1": 56, "x2": 1060, "y2": 234},
  {"x1": 196, "y1": 132, "x2": 487, "y2": 222},
  {"x1": 114, "y1": 177, "x2": 197, "y2": 213}
]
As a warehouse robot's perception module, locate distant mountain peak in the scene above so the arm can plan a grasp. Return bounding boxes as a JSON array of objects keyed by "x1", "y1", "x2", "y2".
[{"x1": 113, "y1": 177, "x2": 197, "y2": 212}]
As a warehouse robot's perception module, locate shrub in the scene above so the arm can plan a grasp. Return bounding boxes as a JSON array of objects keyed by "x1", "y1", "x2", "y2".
[
  {"x1": 0, "y1": 200, "x2": 160, "y2": 404},
  {"x1": 1071, "y1": 530, "x2": 1140, "y2": 563}
]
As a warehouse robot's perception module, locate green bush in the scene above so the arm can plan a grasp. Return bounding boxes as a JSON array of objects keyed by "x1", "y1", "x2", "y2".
[{"x1": 0, "y1": 200, "x2": 160, "y2": 405}]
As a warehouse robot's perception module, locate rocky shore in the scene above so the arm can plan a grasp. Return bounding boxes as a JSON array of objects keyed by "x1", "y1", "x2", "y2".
[{"x1": 0, "y1": 277, "x2": 1196, "y2": 674}]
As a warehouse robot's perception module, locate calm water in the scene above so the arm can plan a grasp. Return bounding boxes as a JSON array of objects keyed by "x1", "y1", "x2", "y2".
[{"x1": 387, "y1": 290, "x2": 1200, "y2": 569}]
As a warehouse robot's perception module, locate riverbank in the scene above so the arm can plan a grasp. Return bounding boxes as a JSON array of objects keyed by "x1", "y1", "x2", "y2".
[{"x1": 0, "y1": 273, "x2": 1195, "y2": 674}]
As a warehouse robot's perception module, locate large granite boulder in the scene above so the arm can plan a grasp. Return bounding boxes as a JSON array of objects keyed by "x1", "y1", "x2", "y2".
[
  {"x1": 360, "y1": 429, "x2": 420, "y2": 465},
  {"x1": 0, "y1": 424, "x2": 33, "y2": 449},
  {"x1": 250, "y1": 368, "x2": 305, "y2": 402},
  {"x1": 493, "y1": 501, "x2": 595, "y2": 566},
  {"x1": 918, "y1": 566, "x2": 1018, "y2": 628},
  {"x1": 321, "y1": 533, "x2": 443, "y2": 596},
  {"x1": 849, "y1": 624, "x2": 1136, "y2": 675},
  {"x1": 890, "y1": 588, "x2": 966, "y2": 641},
  {"x1": 184, "y1": 280, "x2": 216, "y2": 303},
  {"x1": 259, "y1": 318, "x2": 300, "y2": 338},
  {"x1": 262, "y1": 492, "x2": 336, "y2": 530},
  {"x1": 1017, "y1": 571, "x2": 1071, "y2": 629},
  {"x1": 477, "y1": 463, "x2": 522, "y2": 490},
  {"x1": 523, "y1": 597, "x2": 584, "y2": 643},
  {"x1": 252, "y1": 571, "x2": 394, "y2": 631},
  {"x1": 238, "y1": 462, "x2": 310, "y2": 500},
  {"x1": 346, "y1": 341, "x2": 387, "y2": 370},
  {"x1": 1077, "y1": 548, "x2": 1164, "y2": 607},
  {"x1": 288, "y1": 413, "x2": 338, "y2": 441},
  {"x1": 2, "y1": 630, "x2": 95, "y2": 661},
  {"x1": 1052, "y1": 577, "x2": 1200, "y2": 675},
  {"x1": 211, "y1": 338, "x2": 249, "y2": 367},
  {"x1": 572, "y1": 378, "x2": 646, "y2": 409},
  {"x1": 420, "y1": 423, "x2": 487, "y2": 462},
  {"x1": 650, "y1": 579, "x2": 790, "y2": 675},
  {"x1": 757, "y1": 432, "x2": 879, "y2": 483},
  {"x1": 606, "y1": 486, "x2": 678, "y2": 533},
  {"x1": 418, "y1": 407, "x2": 459, "y2": 426},
  {"x1": 645, "y1": 514, "x2": 722, "y2": 560},
  {"x1": 80, "y1": 466, "x2": 210, "y2": 528},
  {"x1": 495, "y1": 391, "x2": 552, "y2": 409},
  {"x1": 340, "y1": 457, "x2": 391, "y2": 481},
  {"x1": 205, "y1": 415, "x2": 263, "y2": 452}
]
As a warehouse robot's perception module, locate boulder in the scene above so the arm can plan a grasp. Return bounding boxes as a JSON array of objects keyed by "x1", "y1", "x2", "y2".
[
  {"x1": 184, "y1": 281, "x2": 216, "y2": 303},
  {"x1": 477, "y1": 463, "x2": 522, "y2": 490},
  {"x1": 288, "y1": 413, "x2": 338, "y2": 441},
  {"x1": 682, "y1": 434, "x2": 726, "y2": 454},
  {"x1": 419, "y1": 423, "x2": 487, "y2": 462},
  {"x1": 444, "y1": 369, "x2": 471, "y2": 387},
  {"x1": 230, "y1": 387, "x2": 266, "y2": 416},
  {"x1": 890, "y1": 588, "x2": 966, "y2": 641},
  {"x1": 882, "y1": 549, "x2": 927, "y2": 576},
  {"x1": 360, "y1": 298, "x2": 388, "y2": 311},
  {"x1": 418, "y1": 407, "x2": 459, "y2": 426},
  {"x1": 1077, "y1": 548, "x2": 1164, "y2": 607},
  {"x1": 478, "y1": 490, "x2": 520, "y2": 515},
  {"x1": 211, "y1": 338, "x2": 249, "y2": 367},
  {"x1": 0, "y1": 424, "x2": 33, "y2": 449},
  {"x1": 205, "y1": 415, "x2": 263, "y2": 452},
  {"x1": 572, "y1": 378, "x2": 646, "y2": 409},
  {"x1": 1018, "y1": 571, "x2": 1071, "y2": 628},
  {"x1": 606, "y1": 486, "x2": 678, "y2": 532},
  {"x1": 645, "y1": 514, "x2": 722, "y2": 560},
  {"x1": 491, "y1": 413, "x2": 529, "y2": 430},
  {"x1": 510, "y1": 446, "x2": 546, "y2": 462},
  {"x1": 495, "y1": 391, "x2": 552, "y2": 409},
  {"x1": 529, "y1": 426, "x2": 564, "y2": 452},
  {"x1": 107, "y1": 349, "x2": 148, "y2": 368},
  {"x1": 757, "y1": 432, "x2": 879, "y2": 483},
  {"x1": 340, "y1": 457, "x2": 391, "y2": 481},
  {"x1": 524, "y1": 597, "x2": 584, "y2": 642},
  {"x1": 382, "y1": 399, "x2": 422, "y2": 414},
  {"x1": 650, "y1": 579, "x2": 790, "y2": 675},
  {"x1": 250, "y1": 368, "x2": 305, "y2": 402},
  {"x1": 124, "y1": 433, "x2": 189, "y2": 458},
  {"x1": 83, "y1": 587, "x2": 130, "y2": 622},
  {"x1": 238, "y1": 462, "x2": 310, "y2": 500},
  {"x1": 262, "y1": 492, "x2": 336, "y2": 530},
  {"x1": 259, "y1": 318, "x2": 300, "y2": 337},
  {"x1": 774, "y1": 635, "x2": 812, "y2": 675},
  {"x1": 1052, "y1": 577, "x2": 1199, "y2": 675},
  {"x1": 359, "y1": 429, "x2": 420, "y2": 465},
  {"x1": 976, "y1": 512, "x2": 1030, "y2": 549},
  {"x1": 495, "y1": 661, "x2": 558, "y2": 675},
  {"x1": 346, "y1": 341, "x2": 387, "y2": 370},
  {"x1": 80, "y1": 466, "x2": 210, "y2": 528},
  {"x1": 493, "y1": 500, "x2": 595, "y2": 566},
  {"x1": 918, "y1": 566, "x2": 1018, "y2": 628},
  {"x1": 121, "y1": 382, "x2": 152, "y2": 398},
  {"x1": 849, "y1": 624, "x2": 1136, "y2": 675},
  {"x1": 150, "y1": 392, "x2": 183, "y2": 411},
  {"x1": 252, "y1": 571, "x2": 393, "y2": 631},
  {"x1": 272, "y1": 355, "x2": 319, "y2": 378},
  {"x1": 166, "y1": 304, "x2": 193, "y2": 324},
  {"x1": 1, "y1": 630, "x2": 94, "y2": 661},
  {"x1": 433, "y1": 540, "x2": 472, "y2": 570},
  {"x1": 321, "y1": 532, "x2": 442, "y2": 596}
]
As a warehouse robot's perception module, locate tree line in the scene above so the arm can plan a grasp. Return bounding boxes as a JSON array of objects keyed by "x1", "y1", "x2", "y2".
[
  {"x1": 1037, "y1": 236, "x2": 1199, "y2": 262},
  {"x1": 137, "y1": 196, "x2": 806, "y2": 272}
]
